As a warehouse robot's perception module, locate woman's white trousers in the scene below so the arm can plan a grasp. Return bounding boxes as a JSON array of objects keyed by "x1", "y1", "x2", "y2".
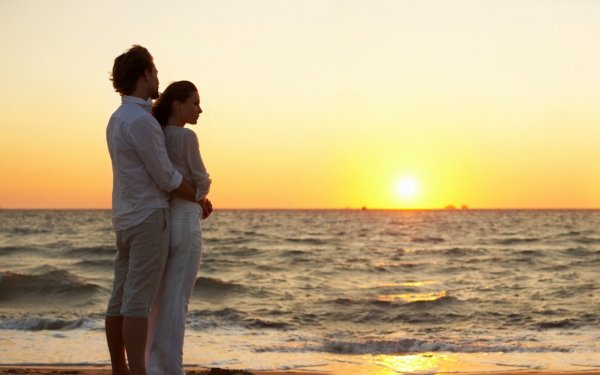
[{"x1": 147, "y1": 198, "x2": 202, "y2": 375}]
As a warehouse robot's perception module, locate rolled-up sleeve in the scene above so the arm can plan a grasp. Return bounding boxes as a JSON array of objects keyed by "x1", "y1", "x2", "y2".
[
  {"x1": 184, "y1": 131, "x2": 211, "y2": 199},
  {"x1": 129, "y1": 117, "x2": 183, "y2": 192}
]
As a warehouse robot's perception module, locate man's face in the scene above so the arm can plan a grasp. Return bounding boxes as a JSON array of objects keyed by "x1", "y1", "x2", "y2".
[{"x1": 148, "y1": 65, "x2": 159, "y2": 99}]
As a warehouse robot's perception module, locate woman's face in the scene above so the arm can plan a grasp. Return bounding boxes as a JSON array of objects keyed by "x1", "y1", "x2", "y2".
[{"x1": 179, "y1": 90, "x2": 202, "y2": 125}]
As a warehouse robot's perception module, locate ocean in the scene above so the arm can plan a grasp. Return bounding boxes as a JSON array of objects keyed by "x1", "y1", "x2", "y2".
[{"x1": 1, "y1": 209, "x2": 600, "y2": 373}]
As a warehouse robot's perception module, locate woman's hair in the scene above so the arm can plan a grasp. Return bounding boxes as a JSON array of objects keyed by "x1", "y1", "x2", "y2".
[
  {"x1": 152, "y1": 81, "x2": 198, "y2": 127},
  {"x1": 111, "y1": 45, "x2": 154, "y2": 96}
]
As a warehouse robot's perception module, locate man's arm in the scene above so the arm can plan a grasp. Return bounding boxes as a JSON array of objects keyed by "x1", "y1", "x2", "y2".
[
  {"x1": 170, "y1": 179, "x2": 197, "y2": 202},
  {"x1": 129, "y1": 117, "x2": 183, "y2": 193},
  {"x1": 129, "y1": 117, "x2": 204, "y2": 204}
]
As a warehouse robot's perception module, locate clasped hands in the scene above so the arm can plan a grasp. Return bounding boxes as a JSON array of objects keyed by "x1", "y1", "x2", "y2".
[{"x1": 198, "y1": 197, "x2": 213, "y2": 220}]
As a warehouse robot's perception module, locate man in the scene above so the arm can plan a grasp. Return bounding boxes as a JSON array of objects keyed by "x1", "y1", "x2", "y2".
[{"x1": 105, "y1": 45, "x2": 211, "y2": 375}]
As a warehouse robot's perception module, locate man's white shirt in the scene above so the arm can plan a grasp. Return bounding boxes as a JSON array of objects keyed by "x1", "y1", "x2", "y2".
[{"x1": 106, "y1": 96, "x2": 183, "y2": 231}]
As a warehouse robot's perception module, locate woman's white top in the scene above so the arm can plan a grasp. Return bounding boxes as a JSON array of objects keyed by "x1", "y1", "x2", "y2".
[{"x1": 163, "y1": 125, "x2": 211, "y2": 199}]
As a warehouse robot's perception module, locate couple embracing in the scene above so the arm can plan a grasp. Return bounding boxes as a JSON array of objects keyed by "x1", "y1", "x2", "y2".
[{"x1": 105, "y1": 45, "x2": 212, "y2": 375}]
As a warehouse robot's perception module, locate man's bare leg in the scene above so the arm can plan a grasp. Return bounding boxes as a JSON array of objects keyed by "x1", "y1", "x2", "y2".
[
  {"x1": 123, "y1": 316, "x2": 148, "y2": 375},
  {"x1": 106, "y1": 315, "x2": 129, "y2": 375}
]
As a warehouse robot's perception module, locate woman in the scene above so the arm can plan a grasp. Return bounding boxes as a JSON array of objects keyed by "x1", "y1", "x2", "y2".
[{"x1": 146, "y1": 80, "x2": 212, "y2": 375}]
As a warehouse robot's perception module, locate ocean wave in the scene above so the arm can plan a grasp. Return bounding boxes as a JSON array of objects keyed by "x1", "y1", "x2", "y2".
[
  {"x1": 574, "y1": 237, "x2": 600, "y2": 245},
  {"x1": 534, "y1": 319, "x2": 579, "y2": 330},
  {"x1": 254, "y1": 264, "x2": 286, "y2": 272},
  {"x1": 539, "y1": 264, "x2": 570, "y2": 272},
  {"x1": 205, "y1": 237, "x2": 249, "y2": 245},
  {"x1": 331, "y1": 292, "x2": 459, "y2": 317},
  {"x1": 0, "y1": 270, "x2": 101, "y2": 301},
  {"x1": 442, "y1": 247, "x2": 488, "y2": 257},
  {"x1": 74, "y1": 259, "x2": 114, "y2": 268},
  {"x1": 560, "y1": 230, "x2": 584, "y2": 237},
  {"x1": 286, "y1": 237, "x2": 328, "y2": 245},
  {"x1": 282, "y1": 249, "x2": 309, "y2": 257},
  {"x1": 323, "y1": 303, "x2": 471, "y2": 326},
  {"x1": 410, "y1": 236, "x2": 445, "y2": 244},
  {"x1": 244, "y1": 318, "x2": 290, "y2": 330},
  {"x1": 515, "y1": 249, "x2": 545, "y2": 257},
  {"x1": 315, "y1": 338, "x2": 569, "y2": 354},
  {"x1": 495, "y1": 237, "x2": 540, "y2": 245},
  {"x1": 189, "y1": 307, "x2": 246, "y2": 321},
  {"x1": 257, "y1": 337, "x2": 570, "y2": 355},
  {"x1": 225, "y1": 247, "x2": 260, "y2": 257},
  {"x1": 376, "y1": 291, "x2": 453, "y2": 305},
  {"x1": 321, "y1": 338, "x2": 453, "y2": 354},
  {"x1": 6, "y1": 227, "x2": 51, "y2": 235},
  {"x1": 0, "y1": 246, "x2": 38, "y2": 256},
  {"x1": 187, "y1": 307, "x2": 248, "y2": 330},
  {"x1": 65, "y1": 246, "x2": 115, "y2": 257},
  {"x1": 333, "y1": 297, "x2": 356, "y2": 305},
  {"x1": 0, "y1": 317, "x2": 99, "y2": 331},
  {"x1": 187, "y1": 307, "x2": 291, "y2": 331},
  {"x1": 192, "y1": 277, "x2": 247, "y2": 301},
  {"x1": 194, "y1": 276, "x2": 245, "y2": 291},
  {"x1": 562, "y1": 247, "x2": 596, "y2": 256}
]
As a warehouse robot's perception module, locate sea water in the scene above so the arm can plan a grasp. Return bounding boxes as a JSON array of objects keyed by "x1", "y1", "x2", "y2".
[{"x1": 1, "y1": 209, "x2": 600, "y2": 373}]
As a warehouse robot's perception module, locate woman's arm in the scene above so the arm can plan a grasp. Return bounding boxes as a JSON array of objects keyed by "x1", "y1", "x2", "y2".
[{"x1": 184, "y1": 130, "x2": 212, "y2": 199}]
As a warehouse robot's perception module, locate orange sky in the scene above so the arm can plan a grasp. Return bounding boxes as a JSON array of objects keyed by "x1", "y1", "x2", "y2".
[{"x1": 1, "y1": 0, "x2": 599, "y2": 209}]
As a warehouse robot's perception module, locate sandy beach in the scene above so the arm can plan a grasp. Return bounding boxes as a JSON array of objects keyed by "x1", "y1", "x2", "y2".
[
  {"x1": 0, "y1": 365, "x2": 600, "y2": 375},
  {"x1": 0, "y1": 366, "x2": 319, "y2": 375},
  {"x1": 1, "y1": 366, "x2": 600, "y2": 375}
]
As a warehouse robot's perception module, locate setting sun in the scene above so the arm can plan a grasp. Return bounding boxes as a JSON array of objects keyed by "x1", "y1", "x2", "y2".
[{"x1": 395, "y1": 177, "x2": 420, "y2": 200}]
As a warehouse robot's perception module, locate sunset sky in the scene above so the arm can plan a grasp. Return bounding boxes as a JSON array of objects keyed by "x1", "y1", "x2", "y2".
[{"x1": 1, "y1": 0, "x2": 599, "y2": 209}]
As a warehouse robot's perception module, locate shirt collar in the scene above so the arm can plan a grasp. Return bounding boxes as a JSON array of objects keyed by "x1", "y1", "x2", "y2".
[{"x1": 122, "y1": 96, "x2": 153, "y2": 112}]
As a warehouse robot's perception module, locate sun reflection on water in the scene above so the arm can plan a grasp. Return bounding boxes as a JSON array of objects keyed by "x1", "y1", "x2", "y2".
[
  {"x1": 378, "y1": 290, "x2": 447, "y2": 303},
  {"x1": 368, "y1": 353, "x2": 453, "y2": 374},
  {"x1": 360, "y1": 280, "x2": 437, "y2": 289}
]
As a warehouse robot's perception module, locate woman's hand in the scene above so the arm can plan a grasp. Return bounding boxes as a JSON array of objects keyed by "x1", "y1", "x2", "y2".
[{"x1": 199, "y1": 198, "x2": 213, "y2": 219}]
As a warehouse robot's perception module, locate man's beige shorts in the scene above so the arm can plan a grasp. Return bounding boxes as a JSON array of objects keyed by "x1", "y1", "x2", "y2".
[{"x1": 106, "y1": 208, "x2": 169, "y2": 318}]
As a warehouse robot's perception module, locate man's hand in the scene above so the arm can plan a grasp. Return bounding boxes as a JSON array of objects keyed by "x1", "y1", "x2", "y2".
[{"x1": 199, "y1": 198, "x2": 213, "y2": 220}]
